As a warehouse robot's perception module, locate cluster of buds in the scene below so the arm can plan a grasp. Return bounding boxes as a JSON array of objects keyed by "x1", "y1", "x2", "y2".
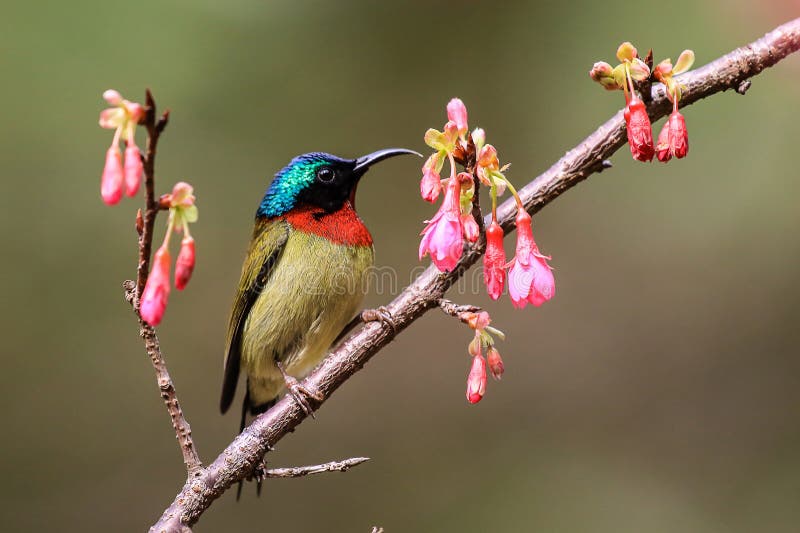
[
  {"x1": 590, "y1": 43, "x2": 694, "y2": 163},
  {"x1": 98, "y1": 90, "x2": 199, "y2": 327},
  {"x1": 140, "y1": 183, "x2": 199, "y2": 326},
  {"x1": 419, "y1": 99, "x2": 555, "y2": 308},
  {"x1": 418, "y1": 98, "x2": 479, "y2": 271},
  {"x1": 98, "y1": 90, "x2": 144, "y2": 204},
  {"x1": 462, "y1": 311, "x2": 505, "y2": 404}
]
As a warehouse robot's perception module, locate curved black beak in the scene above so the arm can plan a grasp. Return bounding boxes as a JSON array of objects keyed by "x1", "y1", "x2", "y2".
[{"x1": 353, "y1": 148, "x2": 422, "y2": 173}]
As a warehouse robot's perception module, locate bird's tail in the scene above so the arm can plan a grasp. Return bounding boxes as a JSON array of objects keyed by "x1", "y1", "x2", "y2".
[{"x1": 236, "y1": 384, "x2": 276, "y2": 500}]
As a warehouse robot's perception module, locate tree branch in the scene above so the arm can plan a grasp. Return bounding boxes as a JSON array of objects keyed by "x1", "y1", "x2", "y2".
[
  {"x1": 261, "y1": 457, "x2": 370, "y2": 479},
  {"x1": 150, "y1": 18, "x2": 800, "y2": 532},
  {"x1": 130, "y1": 91, "x2": 203, "y2": 477}
]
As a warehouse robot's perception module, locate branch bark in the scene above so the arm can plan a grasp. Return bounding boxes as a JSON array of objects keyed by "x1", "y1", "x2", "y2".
[
  {"x1": 130, "y1": 91, "x2": 203, "y2": 476},
  {"x1": 150, "y1": 18, "x2": 800, "y2": 532},
  {"x1": 261, "y1": 457, "x2": 370, "y2": 479}
]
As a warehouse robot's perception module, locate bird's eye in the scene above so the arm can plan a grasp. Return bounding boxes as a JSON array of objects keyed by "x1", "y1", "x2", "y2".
[{"x1": 317, "y1": 167, "x2": 335, "y2": 183}]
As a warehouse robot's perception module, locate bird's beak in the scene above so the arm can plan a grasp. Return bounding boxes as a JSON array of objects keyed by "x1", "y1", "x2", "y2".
[{"x1": 353, "y1": 148, "x2": 422, "y2": 174}]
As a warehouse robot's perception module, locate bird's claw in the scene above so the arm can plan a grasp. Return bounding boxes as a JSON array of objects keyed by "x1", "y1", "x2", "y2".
[
  {"x1": 277, "y1": 361, "x2": 322, "y2": 418},
  {"x1": 361, "y1": 306, "x2": 396, "y2": 335}
]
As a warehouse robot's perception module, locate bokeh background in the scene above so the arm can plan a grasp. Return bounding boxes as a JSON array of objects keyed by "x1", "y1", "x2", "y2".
[{"x1": 2, "y1": 1, "x2": 799, "y2": 531}]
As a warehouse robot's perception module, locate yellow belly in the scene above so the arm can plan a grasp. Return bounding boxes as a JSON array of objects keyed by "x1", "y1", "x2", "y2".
[{"x1": 241, "y1": 230, "x2": 374, "y2": 406}]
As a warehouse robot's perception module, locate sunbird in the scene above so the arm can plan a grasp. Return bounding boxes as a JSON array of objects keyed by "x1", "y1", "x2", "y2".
[{"x1": 220, "y1": 149, "x2": 419, "y2": 430}]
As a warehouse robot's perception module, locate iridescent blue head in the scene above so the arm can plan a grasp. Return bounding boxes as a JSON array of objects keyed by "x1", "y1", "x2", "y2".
[{"x1": 257, "y1": 149, "x2": 421, "y2": 218}]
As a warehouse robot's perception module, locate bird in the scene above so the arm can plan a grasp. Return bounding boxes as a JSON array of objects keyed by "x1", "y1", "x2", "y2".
[{"x1": 220, "y1": 149, "x2": 420, "y2": 434}]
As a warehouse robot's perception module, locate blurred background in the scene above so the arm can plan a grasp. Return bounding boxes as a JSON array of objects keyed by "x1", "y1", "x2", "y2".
[{"x1": 2, "y1": 1, "x2": 799, "y2": 531}]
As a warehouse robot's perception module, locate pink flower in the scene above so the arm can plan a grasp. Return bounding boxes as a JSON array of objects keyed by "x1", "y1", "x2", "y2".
[
  {"x1": 623, "y1": 95, "x2": 655, "y2": 162},
  {"x1": 446, "y1": 98, "x2": 468, "y2": 137},
  {"x1": 98, "y1": 90, "x2": 144, "y2": 204},
  {"x1": 483, "y1": 221, "x2": 506, "y2": 300},
  {"x1": 175, "y1": 236, "x2": 196, "y2": 290},
  {"x1": 466, "y1": 355, "x2": 487, "y2": 404},
  {"x1": 140, "y1": 246, "x2": 171, "y2": 326},
  {"x1": 420, "y1": 163, "x2": 441, "y2": 203},
  {"x1": 101, "y1": 146, "x2": 123, "y2": 205},
  {"x1": 419, "y1": 176, "x2": 463, "y2": 272},
  {"x1": 508, "y1": 210, "x2": 555, "y2": 309},
  {"x1": 124, "y1": 143, "x2": 143, "y2": 196},
  {"x1": 462, "y1": 213, "x2": 479, "y2": 243},
  {"x1": 656, "y1": 110, "x2": 689, "y2": 162},
  {"x1": 487, "y1": 346, "x2": 504, "y2": 380}
]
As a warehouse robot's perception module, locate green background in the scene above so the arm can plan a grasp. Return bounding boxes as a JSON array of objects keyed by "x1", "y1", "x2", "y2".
[{"x1": 2, "y1": 1, "x2": 799, "y2": 531}]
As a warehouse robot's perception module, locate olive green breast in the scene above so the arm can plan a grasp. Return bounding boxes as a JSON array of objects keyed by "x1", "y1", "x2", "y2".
[{"x1": 240, "y1": 229, "x2": 374, "y2": 405}]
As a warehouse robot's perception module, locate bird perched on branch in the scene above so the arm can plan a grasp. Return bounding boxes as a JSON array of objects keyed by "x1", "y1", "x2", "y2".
[{"x1": 221, "y1": 149, "x2": 419, "y2": 433}]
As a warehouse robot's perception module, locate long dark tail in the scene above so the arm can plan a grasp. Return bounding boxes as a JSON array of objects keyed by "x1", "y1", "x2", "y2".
[{"x1": 236, "y1": 384, "x2": 276, "y2": 500}]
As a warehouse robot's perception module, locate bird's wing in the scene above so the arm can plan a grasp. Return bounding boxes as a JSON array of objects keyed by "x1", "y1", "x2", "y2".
[{"x1": 220, "y1": 218, "x2": 290, "y2": 414}]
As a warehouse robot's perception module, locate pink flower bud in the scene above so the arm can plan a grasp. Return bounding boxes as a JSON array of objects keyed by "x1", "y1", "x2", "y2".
[
  {"x1": 465, "y1": 310, "x2": 491, "y2": 331},
  {"x1": 420, "y1": 165, "x2": 441, "y2": 203},
  {"x1": 140, "y1": 246, "x2": 171, "y2": 326},
  {"x1": 419, "y1": 177, "x2": 463, "y2": 272},
  {"x1": 487, "y1": 346, "x2": 504, "y2": 380},
  {"x1": 446, "y1": 98, "x2": 468, "y2": 137},
  {"x1": 656, "y1": 110, "x2": 689, "y2": 162},
  {"x1": 477, "y1": 144, "x2": 499, "y2": 171},
  {"x1": 175, "y1": 236, "x2": 196, "y2": 290},
  {"x1": 101, "y1": 146, "x2": 124, "y2": 205},
  {"x1": 623, "y1": 96, "x2": 654, "y2": 162},
  {"x1": 170, "y1": 181, "x2": 196, "y2": 207},
  {"x1": 483, "y1": 221, "x2": 506, "y2": 300},
  {"x1": 462, "y1": 214, "x2": 479, "y2": 242},
  {"x1": 590, "y1": 61, "x2": 621, "y2": 90},
  {"x1": 103, "y1": 89, "x2": 123, "y2": 105},
  {"x1": 124, "y1": 143, "x2": 143, "y2": 197},
  {"x1": 466, "y1": 355, "x2": 487, "y2": 404}
]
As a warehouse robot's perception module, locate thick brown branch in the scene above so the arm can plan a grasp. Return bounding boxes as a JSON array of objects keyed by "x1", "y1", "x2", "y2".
[
  {"x1": 151, "y1": 18, "x2": 800, "y2": 532},
  {"x1": 129, "y1": 92, "x2": 202, "y2": 476}
]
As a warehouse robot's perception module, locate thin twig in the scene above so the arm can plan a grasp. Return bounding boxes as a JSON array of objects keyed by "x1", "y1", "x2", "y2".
[
  {"x1": 129, "y1": 91, "x2": 202, "y2": 476},
  {"x1": 150, "y1": 18, "x2": 800, "y2": 532},
  {"x1": 262, "y1": 457, "x2": 370, "y2": 479},
  {"x1": 438, "y1": 298, "x2": 481, "y2": 319}
]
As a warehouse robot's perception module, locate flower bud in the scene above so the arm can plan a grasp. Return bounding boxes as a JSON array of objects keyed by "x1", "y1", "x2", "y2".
[
  {"x1": 124, "y1": 143, "x2": 143, "y2": 197},
  {"x1": 175, "y1": 236, "x2": 196, "y2": 290},
  {"x1": 616, "y1": 42, "x2": 637, "y2": 62},
  {"x1": 140, "y1": 246, "x2": 171, "y2": 326},
  {"x1": 101, "y1": 146, "x2": 124, "y2": 205},
  {"x1": 420, "y1": 166, "x2": 441, "y2": 203},
  {"x1": 483, "y1": 221, "x2": 506, "y2": 300},
  {"x1": 590, "y1": 61, "x2": 621, "y2": 90},
  {"x1": 656, "y1": 110, "x2": 689, "y2": 162},
  {"x1": 487, "y1": 346, "x2": 504, "y2": 380},
  {"x1": 462, "y1": 214, "x2": 479, "y2": 242},
  {"x1": 629, "y1": 58, "x2": 651, "y2": 81},
  {"x1": 446, "y1": 98, "x2": 469, "y2": 137},
  {"x1": 623, "y1": 96, "x2": 654, "y2": 162},
  {"x1": 466, "y1": 355, "x2": 487, "y2": 404},
  {"x1": 465, "y1": 310, "x2": 491, "y2": 331},
  {"x1": 103, "y1": 89, "x2": 123, "y2": 105},
  {"x1": 170, "y1": 182, "x2": 195, "y2": 207},
  {"x1": 471, "y1": 127, "x2": 486, "y2": 152}
]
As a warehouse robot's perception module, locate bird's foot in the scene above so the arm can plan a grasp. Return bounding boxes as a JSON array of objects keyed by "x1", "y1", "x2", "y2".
[
  {"x1": 361, "y1": 306, "x2": 396, "y2": 334},
  {"x1": 276, "y1": 361, "x2": 323, "y2": 418}
]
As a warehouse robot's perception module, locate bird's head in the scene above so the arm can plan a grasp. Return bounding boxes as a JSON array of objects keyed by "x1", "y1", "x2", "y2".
[{"x1": 257, "y1": 149, "x2": 420, "y2": 218}]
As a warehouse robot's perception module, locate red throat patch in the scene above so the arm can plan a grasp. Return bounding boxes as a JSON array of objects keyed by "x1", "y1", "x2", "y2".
[{"x1": 283, "y1": 202, "x2": 373, "y2": 246}]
